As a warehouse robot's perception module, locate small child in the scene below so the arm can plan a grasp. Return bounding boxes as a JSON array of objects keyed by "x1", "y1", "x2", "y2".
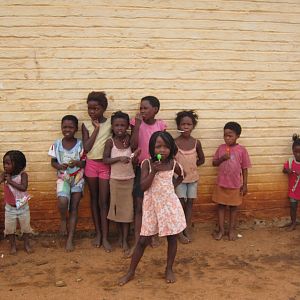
[
  {"x1": 48, "y1": 115, "x2": 85, "y2": 251},
  {"x1": 175, "y1": 110, "x2": 205, "y2": 243},
  {"x1": 119, "y1": 131, "x2": 186, "y2": 286},
  {"x1": 212, "y1": 122, "x2": 251, "y2": 241},
  {"x1": 103, "y1": 111, "x2": 139, "y2": 253},
  {"x1": 130, "y1": 96, "x2": 167, "y2": 249},
  {"x1": 82, "y1": 91, "x2": 112, "y2": 251},
  {"x1": 0, "y1": 150, "x2": 33, "y2": 254},
  {"x1": 283, "y1": 134, "x2": 300, "y2": 231}
]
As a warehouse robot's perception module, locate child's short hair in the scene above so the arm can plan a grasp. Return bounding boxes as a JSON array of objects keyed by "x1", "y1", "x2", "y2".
[
  {"x1": 61, "y1": 115, "x2": 79, "y2": 128},
  {"x1": 87, "y1": 91, "x2": 108, "y2": 110},
  {"x1": 224, "y1": 121, "x2": 242, "y2": 136},
  {"x1": 149, "y1": 131, "x2": 177, "y2": 161},
  {"x1": 175, "y1": 110, "x2": 198, "y2": 127},
  {"x1": 111, "y1": 110, "x2": 129, "y2": 125},
  {"x1": 292, "y1": 134, "x2": 300, "y2": 149},
  {"x1": 4, "y1": 150, "x2": 26, "y2": 175},
  {"x1": 141, "y1": 96, "x2": 160, "y2": 111}
]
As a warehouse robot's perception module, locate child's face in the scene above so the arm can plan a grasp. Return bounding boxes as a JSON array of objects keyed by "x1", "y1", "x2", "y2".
[
  {"x1": 3, "y1": 155, "x2": 13, "y2": 174},
  {"x1": 140, "y1": 100, "x2": 158, "y2": 121},
  {"x1": 293, "y1": 145, "x2": 300, "y2": 162},
  {"x1": 88, "y1": 100, "x2": 105, "y2": 121},
  {"x1": 61, "y1": 120, "x2": 78, "y2": 139},
  {"x1": 112, "y1": 118, "x2": 129, "y2": 138},
  {"x1": 224, "y1": 129, "x2": 239, "y2": 146},
  {"x1": 154, "y1": 136, "x2": 170, "y2": 161},
  {"x1": 178, "y1": 116, "x2": 194, "y2": 136}
]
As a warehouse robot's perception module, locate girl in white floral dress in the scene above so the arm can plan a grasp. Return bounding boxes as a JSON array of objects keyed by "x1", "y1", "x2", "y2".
[{"x1": 119, "y1": 131, "x2": 186, "y2": 286}]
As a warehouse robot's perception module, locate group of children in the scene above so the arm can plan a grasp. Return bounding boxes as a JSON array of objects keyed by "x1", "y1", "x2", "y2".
[{"x1": 1, "y1": 91, "x2": 299, "y2": 285}]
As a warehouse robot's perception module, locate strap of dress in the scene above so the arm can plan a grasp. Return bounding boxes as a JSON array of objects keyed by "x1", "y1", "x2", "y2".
[{"x1": 141, "y1": 159, "x2": 152, "y2": 174}]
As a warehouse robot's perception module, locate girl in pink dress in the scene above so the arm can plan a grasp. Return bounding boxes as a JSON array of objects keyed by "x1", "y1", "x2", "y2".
[
  {"x1": 283, "y1": 134, "x2": 300, "y2": 231},
  {"x1": 119, "y1": 131, "x2": 186, "y2": 286}
]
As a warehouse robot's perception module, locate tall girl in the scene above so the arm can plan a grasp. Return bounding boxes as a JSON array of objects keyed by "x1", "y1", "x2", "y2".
[
  {"x1": 212, "y1": 122, "x2": 251, "y2": 241},
  {"x1": 0, "y1": 150, "x2": 32, "y2": 254},
  {"x1": 119, "y1": 131, "x2": 186, "y2": 285},
  {"x1": 283, "y1": 134, "x2": 300, "y2": 231},
  {"x1": 130, "y1": 96, "x2": 167, "y2": 250},
  {"x1": 103, "y1": 111, "x2": 139, "y2": 252},
  {"x1": 175, "y1": 110, "x2": 205, "y2": 243},
  {"x1": 82, "y1": 91, "x2": 112, "y2": 251}
]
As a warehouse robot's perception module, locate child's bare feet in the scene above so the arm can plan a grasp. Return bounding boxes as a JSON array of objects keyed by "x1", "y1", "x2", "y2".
[
  {"x1": 184, "y1": 229, "x2": 192, "y2": 242},
  {"x1": 286, "y1": 223, "x2": 296, "y2": 231},
  {"x1": 92, "y1": 233, "x2": 102, "y2": 248},
  {"x1": 125, "y1": 244, "x2": 136, "y2": 258},
  {"x1": 118, "y1": 271, "x2": 135, "y2": 286},
  {"x1": 59, "y1": 220, "x2": 67, "y2": 236},
  {"x1": 165, "y1": 269, "x2": 176, "y2": 284},
  {"x1": 24, "y1": 239, "x2": 33, "y2": 254},
  {"x1": 178, "y1": 232, "x2": 189, "y2": 244},
  {"x1": 228, "y1": 230, "x2": 237, "y2": 241},
  {"x1": 65, "y1": 238, "x2": 74, "y2": 252},
  {"x1": 102, "y1": 239, "x2": 112, "y2": 252},
  {"x1": 122, "y1": 240, "x2": 130, "y2": 252},
  {"x1": 212, "y1": 230, "x2": 224, "y2": 241},
  {"x1": 10, "y1": 246, "x2": 17, "y2": 255}
]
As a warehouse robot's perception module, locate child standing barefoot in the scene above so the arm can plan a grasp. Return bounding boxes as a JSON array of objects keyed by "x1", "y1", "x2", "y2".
[
  {"x1": 48, "y1": 115, "x2": 85, "y2": 251},
  {"x1": 119, "y1": 131, "x2": 186, "y2": 285},
  {"x1": 82, "y1": 91, "x2": 112, "y2": 251},
  {"x1": 0, "y1": 150, "x2": 33, "y2": 254},
  {"x1": 212, "y1": 122, "x2": 251, "y2": 241},
  {"x1": 175, "y1": 110, "x2": 205, "y2": 243},
  {"x1": 130, "y1": 96, "x2": 167, "y2": 252},
  {"x1": 283, "y1": 134, "x2": 300, "y2": 231},
  {"x1": 103, "y1": 111, "x2": 139, "y2": 253}
]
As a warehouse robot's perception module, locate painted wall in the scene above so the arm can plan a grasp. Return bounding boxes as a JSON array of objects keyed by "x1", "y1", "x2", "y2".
[{"x1": 0, "y1": 1, "x2": 300, "y2": 231}]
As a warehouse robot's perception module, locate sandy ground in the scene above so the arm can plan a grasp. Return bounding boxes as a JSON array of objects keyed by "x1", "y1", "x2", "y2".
[{"x1": 0, "y1": 224, "x2": 300, "y2": 300}]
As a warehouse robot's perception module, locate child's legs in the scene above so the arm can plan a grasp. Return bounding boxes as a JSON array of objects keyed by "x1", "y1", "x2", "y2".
[
  {"x1": 213, "y1": 204, "x2": 226, "y2": 240},
  {"x1": 166, "y1": 235, "x2": 177, "y2": 271},
  {"x1": 185, "y1": 182, "x2": 197, "y2": 228},
  {"x1": 228, "y1": 205, "x2": 238, "y2": 240},
  {"x1": 86, "y1": 177, "x2": 101, "y2": 241},
  {"x1": 98, "y1": 178, "x2": 110, "y2": 246},
  {"x1": 121, "y1": 222, "x2": 130, "y2": 250},
  {"x1": 18, "y1": 204, "x2": 33, "y2": 252},
  {"x1": 57, "y1": 196, "x2": 69, "y2": 234},
  {"x1": 290, "y1": 198, "x2": 298, "y2": 224},
  {"x1": 67, "y1": 192, "x2": 82, "y2": 245}
]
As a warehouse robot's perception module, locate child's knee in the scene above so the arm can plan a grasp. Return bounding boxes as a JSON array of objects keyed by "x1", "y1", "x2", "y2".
[
  {"x1": 138, "y1": 236, "x2": 150, "y2": 248},
  {"x1": 57, "y1": 197, "x2": 68, "y2": 210},
  {"x1": 290, "y1": 199, "x2": 298, "y2": 209}
]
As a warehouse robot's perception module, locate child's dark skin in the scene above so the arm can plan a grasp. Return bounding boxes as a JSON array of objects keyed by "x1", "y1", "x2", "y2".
[
  {"x1": 283, "y1": 144, "x2": 300, "y2": 231},
  {"x1": 175, "y1": 116, "x2": 205, "y2": 243},
  {"x1": 119, "y1": 136, "x2": 183, "y2": 286},
  {"x1": 130, "y1": 99, "x2": 160, "y2": 253},
  {"x1": 51, "y1": 119, "x2": 85, "y2": 252},
  {"x1": 212, "y1": 129, "x2": 248, "y2": 241},
  {"x1": 82, "y1": 100, "x2": 111, "y2": 251},
  {"x1": 1, "y1": 156, "x2": 31, "y2": 254}
]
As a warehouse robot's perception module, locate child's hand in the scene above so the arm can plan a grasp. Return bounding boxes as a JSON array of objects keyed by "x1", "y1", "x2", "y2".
[
  {"x1": 68, "y1": 160, "x2": 80, "y2": 168},
  {"x1": 152, "y1": 161, "x2": 167, "y2": 173},
  {"x1": 119, "y1": 156, "x2": 130, "y2": 164},
  {"x1": 240, "y1": 184, "x2": 248, "y2": 196},
  {"x1": 4, "y1": 173, "x2": 11, "y2": 183},
  {"x1": 92, "y1": 119, "x2": 100, "y2": 128},
  {"x1": 135, "y1": 113, "x2": 143, "y2": 125},
  {"x1": 59, "y1": 163, "x2": 69, "y2": 170},
  {"x1": 222, "y1": 153, "x2": 230, "y2": 161},
  {"x1": 0, "y1": 172, "x2": 4, "y2": 183}
]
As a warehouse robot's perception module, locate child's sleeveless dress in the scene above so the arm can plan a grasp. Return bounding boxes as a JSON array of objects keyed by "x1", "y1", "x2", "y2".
[{"x1": 140, "y1": 159, "x2": 186, "y2": 237}]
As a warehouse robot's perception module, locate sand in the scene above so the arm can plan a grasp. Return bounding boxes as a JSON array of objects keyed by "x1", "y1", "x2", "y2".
[{"x1": 0, "y1": 224, "x2": 300, "y2": 300}]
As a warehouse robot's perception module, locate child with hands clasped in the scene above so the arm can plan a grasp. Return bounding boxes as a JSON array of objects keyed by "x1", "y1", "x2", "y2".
[
  {"x1": 175, "y1": 110, "x2": 205, "y2": 243},
  {"x1": 212, "y1": 122, "x2": 251, "y2": 241},
  {"x1": 82, "y1": 91, "x2": 112, "y2": 251},
  {"x1": 283, "y1": 134, "x2": 300, "y2": 231},
  {"x1": 119, "y1": 131, "x2": 186, "y2": 286},
  {"x1": 49, "y1": 115, "x2": 85, "y2": 251},
  {"x1": 0, "y1": 150, "x2": 33, "y2": 254},
  {"x1": 103, "y1": 111, "x2": 140, "y2": 253},
  {"x1": 130, "y1": 96, "x2": 167, "y2": 250}
]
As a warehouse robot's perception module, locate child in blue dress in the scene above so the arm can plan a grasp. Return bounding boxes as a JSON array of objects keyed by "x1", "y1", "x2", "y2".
[{"x1": 49, "y1": 115, "x2": 85, "y2": 251}]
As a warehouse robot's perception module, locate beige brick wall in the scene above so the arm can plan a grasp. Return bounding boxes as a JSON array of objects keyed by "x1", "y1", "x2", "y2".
[{"x1": 0, "y1": 1, "x2": 300, "y2": 230}]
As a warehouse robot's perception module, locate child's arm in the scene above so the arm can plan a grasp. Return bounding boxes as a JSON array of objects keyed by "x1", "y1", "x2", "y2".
[
  {"x1": 130, "y1": 113, "x2": 142, "y2": 151},
  {"x1": 212, "y1": 154, "x2": 229, "y2": 167},
  {"x1": 82, "y1": 122, "x2": 100, "y2": 153},
  {"x1": 196, "y1": 140, "x2": 205, "y2": 166},
  {"x1": 173, "y1": 162, "x2": 184, "y2": 188},
  {"x1": 240, "y1": 168, "x2": 248, "y2": 196},
  {"x1": 103, "y1": 139, "x2": 130, "y2": 165},
  {"x1": 51, "y1": 158, "x2": 68, "y2": 171},
  {"x1": 5, "y1": 172, "x2": 28, "y2": 192},
  {"x1": 0, "y1": 172, "x2": 5, "y2": 184}
]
